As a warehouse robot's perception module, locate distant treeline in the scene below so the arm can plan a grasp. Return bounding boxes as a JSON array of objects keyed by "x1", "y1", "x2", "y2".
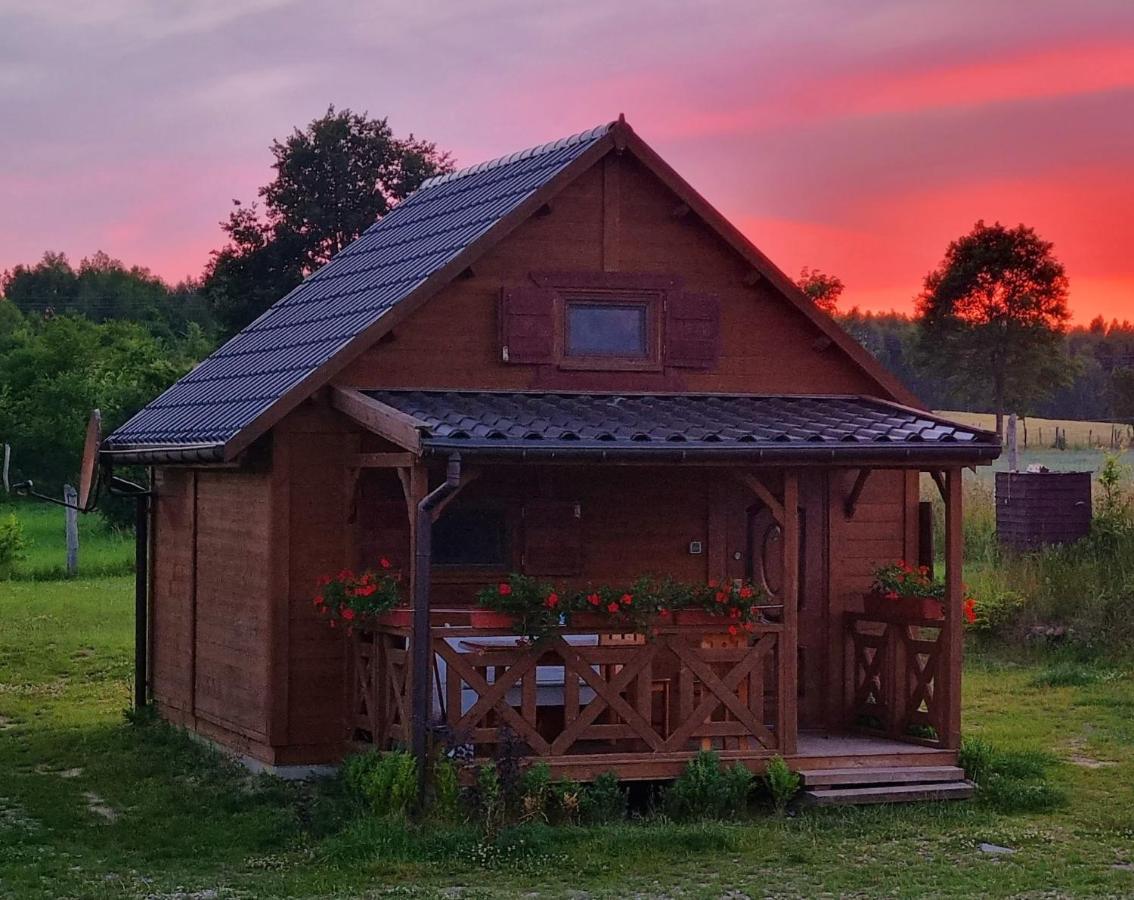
[{"x1": 840, "y1": 309, "x2": 1134, "y2": 422}]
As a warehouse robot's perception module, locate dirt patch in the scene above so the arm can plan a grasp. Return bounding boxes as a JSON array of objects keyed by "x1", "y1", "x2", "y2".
[
  {"x1": 83, "y1": 792, "x2": 119, "y2": 822},
  {"x1": 1068, "y1": 754, "x2": 1116, "y2": 769}
]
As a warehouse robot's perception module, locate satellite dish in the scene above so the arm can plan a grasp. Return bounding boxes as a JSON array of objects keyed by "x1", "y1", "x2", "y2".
[{"x1": 77, "y1": 409, "x2": 102, "y2": 511}]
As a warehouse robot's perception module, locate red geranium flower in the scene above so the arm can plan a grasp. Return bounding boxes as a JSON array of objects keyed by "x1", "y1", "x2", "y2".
[
  {"x1": 708, "y1": 578, "x2": 720, "y2": 588},
  {"x1": 545, "y1": 592, "x2": 560, "y2": 609},
  {"x1": 729, "y1": 607, "x2": 741, "y2": 619},
  {"x1": 715, "y1": 591, "x2": 727, "y2": 604},
  {"x1": 963, "y1": 598, "x2": 977, "y2": 624},
  {"x1": 607, "y1": 602, "x2": 620, "y2": 614},
  {"x1": 342, "y1": 607, "x2": 356, "y2": 621},
  {"x1": 587, "y1": 592, "x2": 601, "y2": 606},
  {"x1": 886, "y1": 591, "x2": 899, "y2": 601},
  {"x1": 379, "y1": 557, "x2": 392, "y2": 570},
  {"x1": 727, "y1": 625, "x2": 740, "y2": 636},
  {"x1": 313, "y1": 595, "x2": 324, "y2": 607},
  {"x1": 498, "y1": 583, "x2": 512, "y2": 596},
  {"x1": 739, "y1": 586, "x2": 753, "y2": 600},
  {"x1": 338, "y1": 569, "x2": 353, "y2": 581},
  {"x1": 620, "y1": 593, "x2": 633, "y2": 606}
]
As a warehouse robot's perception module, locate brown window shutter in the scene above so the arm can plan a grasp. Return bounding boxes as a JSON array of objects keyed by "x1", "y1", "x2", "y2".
[
  {"x1": 665, "y1": 291, "x2": 720, "y2": 369},
  {"x1": 500, "y1": 286, "x2": 556, "y2": 364},
  {"x1": 522, "y1": 500, "x2": 582, "y2": 576}
]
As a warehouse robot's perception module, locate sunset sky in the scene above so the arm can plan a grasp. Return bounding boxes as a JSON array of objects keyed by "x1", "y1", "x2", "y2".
[{"x1": 2, "y1": 0, "x2": 1133, "y2": 321}]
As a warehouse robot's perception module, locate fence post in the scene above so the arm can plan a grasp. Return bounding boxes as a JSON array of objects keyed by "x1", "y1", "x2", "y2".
[
  {"x1": 1007, "y1": 414, "x2": 1019, "y2": 472},
  {"x1": 63, "y1": 484, "x2": 79, "y2": 576}
]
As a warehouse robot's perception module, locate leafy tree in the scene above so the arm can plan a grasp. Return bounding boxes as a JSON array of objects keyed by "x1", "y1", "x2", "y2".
[
  {"x1": 796, "y1": 266, "x2": 844, "y2": 314},
  {"x1": 916, "y1": 221, "x2": 1072, "y2": 435},
  {"x1": 2, "y1": 251, "x2": 215, "y2": 341},
  {"x1": 0, "y1": 315, "x2": 198, "y2": 495},
  {"x1": 202, "y1": 106, "x2": 453, "y2": 335}
]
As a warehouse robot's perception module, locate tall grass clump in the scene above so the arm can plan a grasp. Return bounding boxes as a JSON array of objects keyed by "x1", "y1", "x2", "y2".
[{"x1": 956, "y1": 457, "x2": 1134, "y2": 657}]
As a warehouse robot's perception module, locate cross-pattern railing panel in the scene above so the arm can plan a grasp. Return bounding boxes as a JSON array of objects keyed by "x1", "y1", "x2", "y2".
[
  {"x1": 351, "y1": 623, "x2": 784, "y2": 763},
  {"x1": 845, "y1": 613, "x2": 945, "y2": 745}
]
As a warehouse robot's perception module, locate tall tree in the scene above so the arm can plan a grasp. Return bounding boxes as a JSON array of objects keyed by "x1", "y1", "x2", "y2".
[
  {"x1": 916, "y1": 220, "x2": 1072, "y2": 435},
  {"x1": 796, "y1": 266, "x2": 844, "y2": 314},
  {"x1": 202, "y1": 106, "x2": 453, "y2": 334}
]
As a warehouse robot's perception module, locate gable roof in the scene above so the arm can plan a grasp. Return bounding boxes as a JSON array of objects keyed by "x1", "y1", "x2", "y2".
[{"x1": 103, "y1": 118, "x2": 920, "y2": 464}]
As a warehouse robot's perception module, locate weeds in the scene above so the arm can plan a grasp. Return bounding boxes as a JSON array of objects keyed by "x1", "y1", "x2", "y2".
[
  {"x1": 762, "y1": 755, "x2": 801, "y2": 815},
  {"x1": 959, "y1": 736, "x2": 1064, "y2": 813}
]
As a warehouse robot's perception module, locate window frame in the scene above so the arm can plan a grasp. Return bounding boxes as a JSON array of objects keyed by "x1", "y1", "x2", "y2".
[{"x1": 557, "y1": 290, "x2": 663, "y2": 372}]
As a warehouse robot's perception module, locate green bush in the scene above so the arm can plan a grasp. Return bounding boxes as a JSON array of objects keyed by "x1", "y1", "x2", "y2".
[
  {"x1": 341, "y1": 749, "x2": 418, "y2": 820},
  {"x1": 433, "y1": 756, "x2": 461, "y2": 823},
  {"x1": 518, "y1": 762, "x2": 553, "y2": 823},
  {"x1": 0, "y1": 513, "x2": 27, "y2": 577},
  {"x1": 662, "y1": 751, "x2": 754, "y2": 821},
  {"x1": 580, "y1": 771, "x2": 627, "y2": 824},
  {"x1": 762, "y1": 755, "x2": 800, "y2": 815}
]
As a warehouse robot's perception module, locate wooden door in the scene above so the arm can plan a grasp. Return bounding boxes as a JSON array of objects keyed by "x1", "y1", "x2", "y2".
[{"x1": 747, "y1": 472, "x2": 828, "y2": 731}]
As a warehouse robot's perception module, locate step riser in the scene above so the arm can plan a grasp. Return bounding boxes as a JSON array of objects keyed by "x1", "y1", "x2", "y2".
[
  {"x1": 803, "y1": 782, "x2": 974, "y2": 806},
  {"x1": 799, "y1": 766, "x2": 965, "y2": 787}
]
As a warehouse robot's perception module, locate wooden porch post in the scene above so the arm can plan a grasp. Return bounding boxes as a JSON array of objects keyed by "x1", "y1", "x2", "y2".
[
  {"x1": 780, "y1": 470, "x2": 799, "y2": 755},
  {"x1": 942, "y1": 467, "x2": 964, "y2": 750}
]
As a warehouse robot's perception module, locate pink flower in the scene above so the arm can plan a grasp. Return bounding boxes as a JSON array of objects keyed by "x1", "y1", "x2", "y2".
[
  {"x1": 498, "y1": 583, "x2": 512, "y2": 596},
  {"x1": 379, "y1": 557, "x2": 392, "y2": 570}
]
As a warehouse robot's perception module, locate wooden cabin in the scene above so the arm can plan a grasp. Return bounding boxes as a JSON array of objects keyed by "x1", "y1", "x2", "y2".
[{"x1": 103, "y1": 119, "x2": 999, "y2": 800}]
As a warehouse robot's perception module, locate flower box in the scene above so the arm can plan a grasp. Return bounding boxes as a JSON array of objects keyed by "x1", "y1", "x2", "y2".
[
  {"x1": 374, "y1": 607, "x2": 412, "y2": 627},
  {"x1": 568, "y1": 611, "x2": 612, "y2": 629},
  {"x1": 674, "y1": 609, "x2": 728, "y2": 626},
  {"x1": 469, "y1": 609, "x2": 517, "y2": 629},
  {"x1": 863, "y1": 591, "x2": 944, "y2": 622}
]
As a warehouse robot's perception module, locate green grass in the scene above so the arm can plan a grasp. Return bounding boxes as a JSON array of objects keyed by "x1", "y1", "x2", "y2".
[
  {"x1": 0, "y1": 501, "x2": 133, "y2": 580},
  {"x1": 3, "y1": 577, "x2": 1134, "y2": 896}
]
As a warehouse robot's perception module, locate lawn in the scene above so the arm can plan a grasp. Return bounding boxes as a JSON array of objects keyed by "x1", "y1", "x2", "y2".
[
  {"x1": 1, "y1": 501, "x2": 133, "y2": 580},
  {"x1": 2, "y1": 574, "x2": 1134, "y2": 897}
]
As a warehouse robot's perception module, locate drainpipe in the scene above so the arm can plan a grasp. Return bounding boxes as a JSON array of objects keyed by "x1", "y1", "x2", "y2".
[
  {"x1": 134, "y1": 491, "x2": 150, "y2": 710},
  {"x1": 411, "y1": 453, "x2": 462, "y2": 794}
]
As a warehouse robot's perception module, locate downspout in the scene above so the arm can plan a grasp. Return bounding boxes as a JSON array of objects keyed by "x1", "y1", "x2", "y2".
[
  {"x1": 134, "y1": 487, "x2": 150, "y2": 711},
  {"x1": 411, "y1": 453, "x2": 462, "y2": 795}
]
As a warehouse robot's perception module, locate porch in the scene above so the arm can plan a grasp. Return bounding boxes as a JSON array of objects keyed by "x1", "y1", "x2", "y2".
[{"x1": 333, "y1": 388, "x2": 998, "y2": 781}]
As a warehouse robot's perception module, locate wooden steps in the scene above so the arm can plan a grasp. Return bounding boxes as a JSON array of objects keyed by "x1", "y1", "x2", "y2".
[{"x1": 799, "y1": 765, "x2": 973, "y2": 806}]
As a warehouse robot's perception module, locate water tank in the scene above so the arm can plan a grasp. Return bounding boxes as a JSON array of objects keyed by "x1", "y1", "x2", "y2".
[{"x1": 996, "y1": 471, "x2": 1092, "y2": 551}]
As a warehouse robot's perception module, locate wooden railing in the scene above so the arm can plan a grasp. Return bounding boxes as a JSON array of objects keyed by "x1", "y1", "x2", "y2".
[
  {"x1": 350, "y1": 620, "x2": 785, "y2": 779},
  {"x1": 844, "y1": 612, "x2": 947, "y2": 746}
]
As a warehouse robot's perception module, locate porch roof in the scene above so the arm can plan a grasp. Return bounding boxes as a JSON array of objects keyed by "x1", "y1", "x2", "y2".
[{"x1": 361, "y1": 390, "x2": 1000, "y2": 464}]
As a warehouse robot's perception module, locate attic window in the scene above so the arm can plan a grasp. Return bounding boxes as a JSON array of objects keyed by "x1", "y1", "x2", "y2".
[
  {"x1": 561, "y1": 295, "x2": 660, "y2": 371},
  {"x1": 566, "y1": 301, "x2": 648, "y2": 358}
]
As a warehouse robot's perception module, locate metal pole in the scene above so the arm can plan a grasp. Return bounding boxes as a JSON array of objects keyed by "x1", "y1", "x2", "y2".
[{"x1": 134, "y1": 493, "x2": 149, "y2": 710}]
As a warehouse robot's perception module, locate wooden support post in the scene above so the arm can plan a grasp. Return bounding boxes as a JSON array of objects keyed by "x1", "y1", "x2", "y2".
[
  {"x1": 1006, "y1": 414, "x2": 1019, "y2": 472},
  {"x1": 780, "y1": 470, "x2": 799, "y2": 755},
  {"x1": 917, "y1": 500, "x2": 935, "y2": 578},
  {"x1": 942, "y1": 468, "x2": 964, "y2": 750},
  {"x1": 63, "y1": 484, "x2": 79, "y2": 575}
]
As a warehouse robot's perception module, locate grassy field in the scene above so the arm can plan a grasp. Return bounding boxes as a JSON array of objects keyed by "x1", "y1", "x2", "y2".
[
  {"x1": 2, "y1": 574, "x2": 1134, "y2": 897},
  {"x1": 1, "y1": 501, "x2": 133, "y2": 580},
  {"x1": 938, "y1": 411, "x2": 1133, "y2": 451}
]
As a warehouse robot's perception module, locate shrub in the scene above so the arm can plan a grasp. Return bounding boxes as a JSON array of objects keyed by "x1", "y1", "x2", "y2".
[
  {"x1": 0, "y1": 513, "x2": 26, "y2": 577},
  {"x1": 762, "y1": 755, "x2": 800, "y2": 815},
  {"x1": 467, "y1": 762, "x2": 504, "y2": 837},
  {"x1": 518, "y1": 762, "x2": 552, "y2": 823},
  {"x1": 433, "y1": 756, "x2": 461, "y2": 823},
  {"x1": 580, "y1": 771, "x2": 627, "y2": 824},
  {"x1": 551, "y1": 778, "x2": 582, "y2": 825},
  {"x1": 341, "y1": 749, "x2": 418, "y2": 820},
  {"x1": 663, "y1": 751, "x2": 754, "y2": 821}
]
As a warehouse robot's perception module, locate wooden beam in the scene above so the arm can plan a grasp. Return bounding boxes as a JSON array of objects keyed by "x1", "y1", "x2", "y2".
[
  {"x1": 743, "y1": 271, "x2": 763, "y2": 288},
  {"x1": 707, "y1": 478, "x2": 727, "y2": 584},
  {"x1": 842, "y1": 468, "x2": 872, "y2": 519},
  {"x1": 330, "y1": 386, "x2": 424, "y2": 454},
  {"x1": 351, "y1": 452, "x2": 417, "y2": 469},
  {"x1": 602, "y1": 153, "x2": 621, "y2": 272},
  {"x1": 929, "y1": 470, "x2": 947, "y2": 503},
  {"x1": 942, "y1": 468, "x2": 964, "y2": 750},
  {"x1": 734, "y1": 472, "x2": 785, "y2": 524},
  {"x1": 780, "y1": 471, "x2": 800, "y2": 756}
]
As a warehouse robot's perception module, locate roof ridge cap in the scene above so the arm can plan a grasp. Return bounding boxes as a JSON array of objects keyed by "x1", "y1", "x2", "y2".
[{"x1": 418, "y1": 121, "x2": 614, "y2": 190}]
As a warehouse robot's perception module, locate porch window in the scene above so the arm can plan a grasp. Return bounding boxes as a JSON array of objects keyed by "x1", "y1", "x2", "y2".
[{"x1": 433, "y1": 508, "x2": 509, "y2": 567}]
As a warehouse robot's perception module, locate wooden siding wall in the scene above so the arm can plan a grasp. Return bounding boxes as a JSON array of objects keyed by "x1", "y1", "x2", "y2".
[
  {"x1": 336, "y1": 154, "x2": 887, "y2": 397},
  {"x1": 274, "y1": 402, "x2": 359, "y2": 763},
  {"x1": 150, "y1": 468, "x2": 196, "y2": 714},
  {"x1": 825, "y1": 469, "x2": 920, "y2": 726},
  {"x1": 149, "y1": 466, "x2": 277, "y2": 757}
]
